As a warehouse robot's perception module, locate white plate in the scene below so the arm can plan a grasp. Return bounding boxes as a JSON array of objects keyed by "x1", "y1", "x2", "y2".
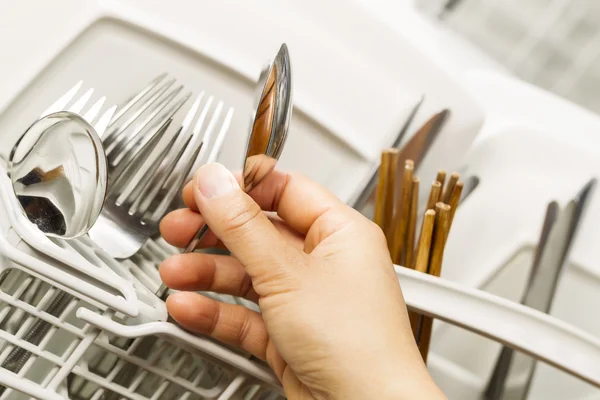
[{"x1": 0, "y1": 0, "x2": 482, "y2": 203}]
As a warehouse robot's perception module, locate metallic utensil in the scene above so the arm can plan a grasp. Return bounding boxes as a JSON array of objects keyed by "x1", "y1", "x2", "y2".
[
  {"x1": 482, "y1": 201, "x2": 559, "y2": 400},
  {"x1": 88, "y1": 75, "x2": 234, "y2": 260},
  {"x1": 178, "y1": 43, "x2": 293, "y2": 257},
  {"x1": 483, "y1": 178, "x2": 596, "y2": 400},
  {"x1": 392, "y1": 108, "x2": 451, "y2": 174},
  {"x1": 349, "y1": 96, "x2": 424, "y2": 210},
  {"x1": 0, "y1": 86, "x2": 116, "y2": 392},
  {"x1": 459, "y1": 175, "x2": 479, "y2": 204},
  {"x1": 354, "y1": 108, "x2": 451, "y2": 220},
  {"x1": 111, "y1": 45, "x2": 293, "y2": 390},
  {"x1": 9, "y1": 102, "x2": 114, "y2": 239},
  {"x1": 438, "y1": 0, "x2": 466, "y2": 20}
]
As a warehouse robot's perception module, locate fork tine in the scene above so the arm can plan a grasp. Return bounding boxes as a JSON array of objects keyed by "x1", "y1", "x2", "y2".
[
  {"x1": 146, "y1": 101, "x2": 226, "y2": 220},
  {"x1": 193, "y1": 100, "x2": 224, "y2": 162},
  {"x1": 149, "y1": 132, "x2": 204, "y2": 222},
  {"x1": 180, "y1": 93, "x2": 204, "y2": 133},
  {"x1": 103, "y1": 78, "x2": 175, "y2": 147},
  {"x1": 192, "y1": 94, "x2": 212, "y2": 136},
  {"x1": 68, "y1": 88, "x2": 94, "y2": 114},
  {"x1": 115, "y1": 124, "x2": 181, "y2": 208},
  {"x1": 111, "y1": 92, "x2": 200, "y2": 204},
  {"x1": 165, "y1": 95, "x2": 212, "y2": 187},
  {"x1": 108, "y1": 85, "x2": 186, "y2": 165},
  {"x1": 128, "y1": 94, "x2": 204, "y2": 215},
  {"x1": 134, "y1": 131, "x2": 199, "y2": 218},
  {"x1": 83, "y1": 96, "x2": 106, "y2": 125},
  {"x1": 206, "y1": 106, "x2": 233, "y2": 164},
  {"x1": 110, "y1": 73, "x2": 168, "y2": 126},
  {"x1": 108, "y1": 91, "x2": 190, "y2": 179},
  {"x1": 95, "y1": 105, "x2": 117, "y2": 138},
  {"x1": 41, "y1": 81, "x2": 83, "y2": 117}
]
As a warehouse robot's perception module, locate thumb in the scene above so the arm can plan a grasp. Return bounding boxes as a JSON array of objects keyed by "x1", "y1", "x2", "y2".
[{"x1": 192, "y1": 163, "x2": 301, "y2": 285}]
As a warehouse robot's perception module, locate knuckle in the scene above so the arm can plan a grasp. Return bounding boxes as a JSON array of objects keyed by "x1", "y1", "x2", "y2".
[
  {"x1": 235, "y1": 312, "x2": 252, "y2": 347},
  {"x1": 207, "y1": 303, "x2": 221, "y2": 336},
  {"x1": 223, "y1": 200, "x2": 263, "y2": 238},
  {"x1": 371, "y1": 222, "x2": 388, "y2": 245}
]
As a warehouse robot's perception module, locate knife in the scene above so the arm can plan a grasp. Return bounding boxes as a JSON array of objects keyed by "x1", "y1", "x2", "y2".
[
  {"x1": 483, "y1": 178, "x2": 596, "y2": 400},
  {"x1": 349, "y1": 96, "x2": 424, "y2": 210},
  {"x1": 353, "y1": 107, "x2": 451, "y2": 220}
]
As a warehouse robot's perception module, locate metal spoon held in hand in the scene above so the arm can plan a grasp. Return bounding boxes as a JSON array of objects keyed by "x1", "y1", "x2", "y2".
[
  {"x1": 186, "y1": 44, "x2": 292, "y2": 251},
  {"x1": 9, "y1": 111, "x2": 108, "y2": 239},
  {"x1": 156, "y1": 43, "x2": 292, "y2": 297}
]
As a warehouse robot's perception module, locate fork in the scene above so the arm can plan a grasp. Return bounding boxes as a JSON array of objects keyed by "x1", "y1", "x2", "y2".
[
  {"x1": 0, "y1": 83, "x2": 116, "y2": 391},
  {"x1": 87, "y1": 75, "x2": 234, "y2": 260}
]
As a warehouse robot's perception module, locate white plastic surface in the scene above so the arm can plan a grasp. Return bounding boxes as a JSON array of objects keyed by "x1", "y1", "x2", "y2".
[
  {"x1": 0, "y1": 0, "x2": 483, "y2": 204},
  {"x1": 0, "y1": 173, "x2": 282, "y2": 399},
  {"x1": 397, "y1": 266, "x2": 600, "y2": 389},
  {"x1": 433, "y1": 72, "x2": 600, "y2": 399},
  {"x1": 0, "y1": 173, "x2": 140, "y2": 318}
]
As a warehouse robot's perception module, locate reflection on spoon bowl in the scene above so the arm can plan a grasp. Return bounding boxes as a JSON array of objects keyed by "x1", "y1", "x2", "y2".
[
  {"x1": 9, "y1": 111, "x2": 108, "y2": 239},
  {"x1": 242, "y1": 43, "x2": 292, "y2": 193}
]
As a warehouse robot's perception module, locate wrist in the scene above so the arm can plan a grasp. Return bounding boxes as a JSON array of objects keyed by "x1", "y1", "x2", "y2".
[
  {"x1": 327, "y1": 367, "x2": 446, "y2": 400},
  {"x1": 382, "y1": 379, "x2": 446, "y2": 400}
]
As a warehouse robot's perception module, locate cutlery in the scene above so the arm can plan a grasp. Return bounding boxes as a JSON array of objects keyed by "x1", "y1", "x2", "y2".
[
  {"x1": 107, "y1": 44, "x2": 292, "y2": 396},
  {"x1": 354, "y1": 108, "x2": 451, "y2": 220},
  {"x1": 177, "y1": 43, "x2": 293, "y2": 259},
  {"x1": 350, "y1": 96, "x2": 424, "y2": 211},
  {"x1": 103, "y1": 75, "x2": 186, "y2": 181},
  {"x1": 9, "y1": 91, "x2": 114, "y2": 239},
  {"x1": 483, "y1": 178, "x2": 596, "y2": 400},
  {"x1": 438, "y1": 0, "x2": 466, "y2": 20},
  {"x1": 373, "y1": 155, "x2": 464, "y2": 357},
  {"x1": 459, "y1": 175, "x2": 479, "y2": 203},
  {"x1": 409, "y1": 171, "x2": 463, "y2": 361},
  {"x1": 0, "y1": 85, "x2": 116, "y2": 390},
  {"x1": 88, "y1": 76, "x2": 234, "y2": 260},
  {"x1": 418, "y1": 172, "x2": 477, "y2": 217},
  {"x1": 374, "y1": 148, "x2": 400, "y2": 247}
]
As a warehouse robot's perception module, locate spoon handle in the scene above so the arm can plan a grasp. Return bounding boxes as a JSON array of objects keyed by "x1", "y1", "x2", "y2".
[
  {"x1": 155, "y1": 224, "x2": 210, "y2": 298},
  {"x1": 185, "y1": 223, "x2": 210, "y2": 253}
]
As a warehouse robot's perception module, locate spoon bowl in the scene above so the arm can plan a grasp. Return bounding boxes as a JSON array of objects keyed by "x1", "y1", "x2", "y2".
[
  {"x1": 9, "y1": 111, "x2": 108, "y2": 239},
  {"x1": 243, "y1": 43, "x2": 292, "y2": 192}
]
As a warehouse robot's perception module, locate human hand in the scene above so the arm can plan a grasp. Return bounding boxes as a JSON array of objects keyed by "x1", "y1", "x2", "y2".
[{"x1": 160, "y1": 163, "x2": 445, "y2": 400}]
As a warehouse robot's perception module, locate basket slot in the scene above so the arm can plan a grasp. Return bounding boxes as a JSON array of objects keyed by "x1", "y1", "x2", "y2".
[{"x1": 67, "y1": 330, "x2": 230, "y2": 399}]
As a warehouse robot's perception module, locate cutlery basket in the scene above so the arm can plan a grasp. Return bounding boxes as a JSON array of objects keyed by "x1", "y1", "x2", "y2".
[
  {"x1": 0, "y1": 265, "x2": 282, "y2": 400},
  {"x1": 0, "y1": 161, "x2": 282, "y2": 400}
]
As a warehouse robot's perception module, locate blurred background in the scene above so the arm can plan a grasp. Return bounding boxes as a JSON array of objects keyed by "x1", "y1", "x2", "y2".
[{"x1": 416, "y1": 0, "x2": 600, "y2": 114}]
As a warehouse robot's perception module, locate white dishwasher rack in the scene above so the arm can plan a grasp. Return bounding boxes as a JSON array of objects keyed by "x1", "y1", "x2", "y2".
[
  {"x1": 0, "y1": 161, "x2": 282, "y2": 400},
  {"x1": 0, "y1": 150, "x2": 599, "y2": 399}
]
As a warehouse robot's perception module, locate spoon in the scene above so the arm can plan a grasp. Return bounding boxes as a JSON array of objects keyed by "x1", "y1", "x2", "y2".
[
  {"x1": 154, "y1": 43, "x2": 292, "y2": 298},
  {"x1": 185, "y1": 43, "x2": 292, "y2": 253},
  {"x1": 1, "y1": 110, "x2": 108, "y2": 391},
  {"x1": 9, "y1": 111, "x2": 108, "y2": 239}
]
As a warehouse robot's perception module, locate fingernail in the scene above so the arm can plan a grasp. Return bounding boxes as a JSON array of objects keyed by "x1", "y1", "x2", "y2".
[{"x1": 195, "y1": 163, "x2": 238, "y2": 198}]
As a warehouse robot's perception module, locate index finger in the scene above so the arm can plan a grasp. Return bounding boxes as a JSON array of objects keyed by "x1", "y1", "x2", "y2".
[{"x1": 182, "y1": 169, "x2": 347, "y2": 235}]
